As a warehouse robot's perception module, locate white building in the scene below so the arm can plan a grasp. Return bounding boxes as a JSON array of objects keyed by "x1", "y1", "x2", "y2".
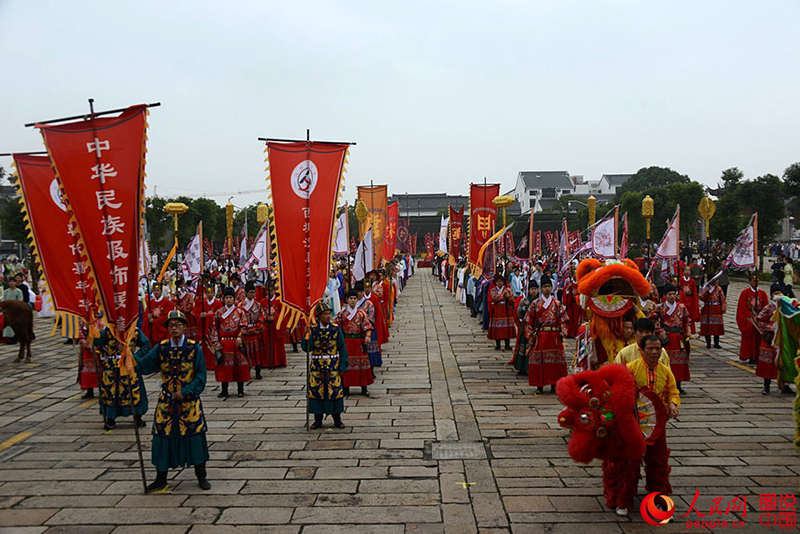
[
  {"x1": 512, "y1": 171, "x2": 574, "y2": 213},
  {"x1": 572, "y1": 174, "x2": 633, "y2": 203}
]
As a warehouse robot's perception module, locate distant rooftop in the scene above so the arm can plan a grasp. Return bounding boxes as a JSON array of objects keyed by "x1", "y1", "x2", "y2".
[{"x1": 519, "y1": 171, "x2": 573, "y2": 190}]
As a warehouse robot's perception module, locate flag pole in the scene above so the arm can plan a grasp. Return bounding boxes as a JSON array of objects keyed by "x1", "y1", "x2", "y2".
[
  {"x1": 85, "y1": 98, "x2": 148, "y2": 494},
  {"x1": 305, "y1": 129, "x2": 311, "y2": 432}
]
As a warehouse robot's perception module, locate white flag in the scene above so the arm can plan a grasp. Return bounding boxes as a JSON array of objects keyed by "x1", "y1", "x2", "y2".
[
  {"x1": 591, "y1": 209, "x2": 617, "y2": 259},
  {"x1": 244, "y1": 223, "x2": 270, "y2": 272},
  {"x1": 655, "y1": 206, "x2": 680, "y2": 259},
  {"x1": 438, "y1": 216, "x2": 449, "y2": 252},
  {"x1": 180, "y1": 234, "x2": 203, "y2": 281},
  {"x1": 354, "y1": 228, "x2": 374, "y2": 281},
  {"x1": 332, "y1": 210, "x2": 349, "y2": 255},
  {"x1": 728, "y1": 213, "x2": 757, "y2": 270}
]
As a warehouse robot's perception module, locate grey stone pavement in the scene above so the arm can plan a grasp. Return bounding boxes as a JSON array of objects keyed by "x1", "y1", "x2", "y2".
[{"x1": 0, "y1": 273, "x2": 797, "y2": 533}]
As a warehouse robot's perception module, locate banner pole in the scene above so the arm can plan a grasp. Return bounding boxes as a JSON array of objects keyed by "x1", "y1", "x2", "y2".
[{"x1": 305, "y1": 129, "x2": 311, "y2": 432}]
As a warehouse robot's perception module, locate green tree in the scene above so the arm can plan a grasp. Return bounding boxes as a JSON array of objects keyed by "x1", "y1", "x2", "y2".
[
  {"x1": 619, "y1": 181, "x2": 704, "y2": 245},
  {"x1": 720, "y1": 167, "x2": 744, "y2": 190},
  {"x1": 782, "y1": 162, "x2": 800, "y2": 197},
  {"x1": 616, "y1": 166, "x2": 690, "y2": 198},
  {"x1": 0, "y1": 196, "x2": 26, "y2": 243},
  {"x1": 710, "y1": 173, "x2": 786, "y2": 245}
]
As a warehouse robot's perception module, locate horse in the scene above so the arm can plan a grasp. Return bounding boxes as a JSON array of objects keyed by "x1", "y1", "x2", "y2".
[{"x1": 0, "y1": 300, "x2": 35, "y2": 362}]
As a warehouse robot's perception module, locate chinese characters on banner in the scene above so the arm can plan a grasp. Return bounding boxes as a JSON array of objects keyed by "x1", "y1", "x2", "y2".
[
  {"x1": 467, "y1": 184, "x2": 500, "y2": 268},
  {"x1": 357, "y1": 185, "x2": 388, "y2": 269},
  {"x1": 12, "y1": 154, "x2": 92, "y2": 331},
  {"x1": 266, "y1": 142, "x2": 348, "y2": 319},
  {"x1": 38, "y1": 105, "x2": 148, "y2": 351},
  {"x1": 449, "y1": 205, "x2": 464, "y2": 261},
  {"x1": 383, "y1": 201, "x2": 399, "y2": 261}
]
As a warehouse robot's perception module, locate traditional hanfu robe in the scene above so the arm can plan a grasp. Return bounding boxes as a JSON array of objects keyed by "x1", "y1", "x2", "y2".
[
  {"x1": 652, "y1": 301, "x2": 691, "y2": 382},
  {"x1": 678, "y1": 276, "x2": 700, "y2": 334},
  {"x1": 524, "y1": 296, "x2": 568, "y2": 387},
  {"x1": 326, "y1": 277, "x2": 341, "y2": 315},
  {"x1": 336, "y1": 306, "x2": 373, "y2": 387},
  {"x1": 176, "y1": 290, "x2": 198, "y2": 339},
  {"x1": 562, "y1": 278, "x2": 583, "y2": 338},
  {"x1": 737, "y1": 286, "x2": 769, "y2": 362},
  {"x1": 211, "y1": 305, "x2": 250, "y2": 383},
  {"x1": 146, "y1": 295, "x2": 174, "y2": 344},
  {"x1": 135, "y1": 335, "x2": 209, "y2": 472},
  {"x1": 699, "y1": 284, "x2": 726, "y2": 336},
  {"x1": 302, "y1": 322, "x2": 348, "y2": 415},
  {"x1": 240, "y1": 298, "x2": 267, "y2": 369},
  {"x1": 194, "y1": 296, "x2": 222, "y2": 371},
  {"x1": 77, "y1": 321, "x2": 100, "y2": 390},
  {"x1": 756, "y1": 301, "x2": 778, "y2": 380},
  {"x1": 286, "y1": 317, "x2": 306, "y2": 347},
  {"x1": 365, "y1": 290, "x2": 389, "y2": 345},
  {"x1": 233, "y1": 284, "x2": 246, "y2": 306},
  {"x1": 260, "y1": 296, "x2": 287, "y2": 368},
  {"x1": 358, "y1": 297, "x2": 383, "y2": 367},
  {"x1": 488, "y1": 283, "x2": 516, "y2": 340},
  {"x1": 94, "y1": 328, "x2": 151, "y2": 420},
  {"x1": 511, "y1": 295, "x2": 535, "y2": 374}
]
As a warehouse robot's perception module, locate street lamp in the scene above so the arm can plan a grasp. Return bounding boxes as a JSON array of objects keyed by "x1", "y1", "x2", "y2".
[
  {"x1": 642, "y1": 195, "x2": 654, "y2": 268},
  {"x1": 164, "y1": 202, "x2": 188, "y2": 295},
  {"x1": 587, "y1": 196, "x2": 596, "y2": 228}
]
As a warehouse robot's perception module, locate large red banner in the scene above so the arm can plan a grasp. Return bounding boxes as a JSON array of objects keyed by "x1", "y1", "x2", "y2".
[
  {"x1": 267, "y1": 142, "x2": 347, "y2": 320},
  {"x1": 383, "y1": 201, "x2": 399, "y2": 261},
  {"x1": 396, "y1": 219, "x2": 410, "y2": 254},
  {"x1": 13, "y1": 155, "x2": 92, "y2": 330},
  {"x1": 410, "y1": 232, "x2": 418, "y2": 255},
  {"x1": 39, "y1": 105, "x2": 147, "y2": 346},
  {"x1": 467, "y1": 184, "x2": 500, "y2": 267},
  {"x1": 357, "y1": 185, "x2": 388, "y2": 269},
  {"x1": 449, "y1": 205, "x2": 464, "y2": 261}
]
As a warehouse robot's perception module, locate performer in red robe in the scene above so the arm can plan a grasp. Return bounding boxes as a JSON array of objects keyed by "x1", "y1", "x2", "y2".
[
  {"x1": 77, "y1": 318, "x2": 103, "y2": 398},
  {"x1": 365, "y1": 276, "x2": 389, "y2": 345},
  {"x1": 240, "y1": 282, "x2": 267, "y2": 380},
  {"x1": 699, "y1": 279, "x2": 725, "y2": 349},
  {"x1": 651, "y1": 284, "x2": 691, "y2": 392},
  {"x1": 736, "y1": 274, "x2": 769, "y2": 363},
  {"x1": 175, "y1": 279, "x2": 198, "y2": 339},
  {"x1": 194, "y1": 283, "x2": 222, "y2": 371},
  {"x1": 230, "y1": 273, "x2": 246, "y2": 306},
  {"x1": 337, "y1": 289, "x2": 374, "y2": 395},
  {"x1": 146, "y1": 283, "x2": 174, "y2": 344},
  {"x1": 211, "y1": 287, "x2": 250, "y2": 397},
  {"x1": 260, "y1": 283, "x2": 287, "y2": 369},
  {"x1": 488, "y1": 274, "x2": 516, "y2": 350},
  {"x1": 756, "y1": 283, "x2": 782, "y2": 394},
  {"x1": 524, "y1": 275, "x2": 568, "y2": 392},
  {"x1": 562, "y1": 271, "x2": 583, "y2": 338},
  {"x1": 678, "y1": 267, "x2": 700, "y2": 334}
]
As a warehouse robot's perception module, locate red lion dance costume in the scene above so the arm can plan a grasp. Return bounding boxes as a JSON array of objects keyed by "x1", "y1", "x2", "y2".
[{"x1": 557, "y1": 364, "x2": 667, "y2": 511}]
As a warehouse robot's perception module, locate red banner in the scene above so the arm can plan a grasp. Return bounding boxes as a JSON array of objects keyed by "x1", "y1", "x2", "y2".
[
  {"x1": 267, "y1": 142, "x2": 348, "y2": 320},
  {"x1": 449, "y1": 205, "x2": 464, "y2": 260},
  {"x1": 383, "y1": 201, "x2": 399, "y2": 262},
  {"x1": 425, "y1": 232, "x2": 434, "y2": 258},
  {"x1": 39, "y1": 105, "x2": 147, "y2": 344},
  {"x1": 396, "y1": 219, "x2": 410, "y2": 253},
  {"x1": 468, "y1": 184, "x2": 500, "y2": 267},
  {"x1": 411, "y1": 232, "x2": 418, "y2": 255},
  {"x1": 357, "y1": 185, "x2": 388, "y2": 269},
  {"x1": 13, "y1": 155, "x2": 92, "y2": 333},
  {"x1": 532, "y1": 230, "x2": 541, "y2": 255}
]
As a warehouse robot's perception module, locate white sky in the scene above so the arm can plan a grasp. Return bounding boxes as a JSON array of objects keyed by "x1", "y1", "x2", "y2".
[{"x1": 1, "y1": 0, "x2": 798, "y2": 206}]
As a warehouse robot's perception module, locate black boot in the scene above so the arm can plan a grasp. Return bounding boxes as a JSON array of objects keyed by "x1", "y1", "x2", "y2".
[
  {"x1": 705, "y1": 336, "x2": 711, "y2": 349},
  {"x1": 677, "y1": 381, "x2": 685, "y2": 395},
  {"x1": 332, "y1": 413, "x2": 345, "y2": 429},
  {"x1": 103, "y1": 418, "x2": 116, "y2": 431},
  {"x1": 361, "y1": 386, "x2": 369, "y2": 397},
  {"x1": 310, "y1": 413, "x2": 323, "y2": 430},
  {"x1": 255, "y1": 366, "x2": 262, "y2": 380},
  {"x1": 550, "y1": 384, "x2": 556, "y2": 393},
  {"x1": 194, "y1": 463, "x2": 211, "y2": 490},
  {"x1": 146, "y1": 471, "x2": 168, "y2": 493},
  {"x1": 218, "y1": 383, "x2": 229, "y2": 398},
  {"x1": 536, "y1": 386, "x2": 544, "y2": 394},
  {"x1": 237, "y1": 382, "x2": 245, "y2": 397},
  {"x1": 762, "y1": 378, "x2": 771, "y2": 395},
  {"x1": 292, "y1": 343, "x2": 299, "y2": 353},
  {"x1": 495, "y1": 340, "x2": 501, "y2": 351},
  {"x1": 713, "y1": 336, "x2": 721, "y2": 349},
  {"x1": 504, "y1": 340, "x2": 512, "y2": 351},
  {"x1": 82, "y1": 388, "x2": 94, "y2": 399},
  {"x1": 343, "y1": 387, "x2": 350, "y2": 397},
  {"x1": 134, "y1": 414, "x2": 146, "y2": 428}
]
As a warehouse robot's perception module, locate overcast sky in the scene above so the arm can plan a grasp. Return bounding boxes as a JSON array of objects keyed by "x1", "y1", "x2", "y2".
[{"x1": 1, "y1": 1, "x2": 798, "y2": 206}]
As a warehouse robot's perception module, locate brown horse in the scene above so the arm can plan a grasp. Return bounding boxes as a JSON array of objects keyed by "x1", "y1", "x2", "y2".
[{"x1": 0, "y1": 300, "x2": 35, "y2": 362}]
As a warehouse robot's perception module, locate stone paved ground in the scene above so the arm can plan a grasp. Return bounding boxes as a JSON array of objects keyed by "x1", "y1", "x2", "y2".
[{"x1": 0, "y1": 273, "x2": 797, "y2": 533}]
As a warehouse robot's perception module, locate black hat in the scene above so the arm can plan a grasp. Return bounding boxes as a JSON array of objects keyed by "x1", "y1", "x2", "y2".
[
  {"x1": 163, "y1": 310, "x2": 188, "y2": 327},
  {"x1": 230, "y1": 272, "x2": 241, "y2": 281},
  {"x1": 223, "y1": 287, "x2": 235, "y2": 298},
  {"x1": 770, "y1": 282, "x2": 784, "y2": 296},
  {"x1": 663, "y1": 283, "x2": 677, "y2": 294},
  {"x1": 244, "y1": 281, "x2": 256, "y2": 292},
  {"x1": 493, "y1": 273, "x2": 505, "y2": 282},
  {"x1": 540, "y1": 275, "x2": 552, "y2": 287},
  {"x1": 152, "y1": 282, "x2": 163, "y2": 290},
  {"x1": 354, "y1": 281, "x2": 365, "y2": 292},
  {"x1": 317, "y1": 301, "x2": 333, "y2": 314},
  {"x1": 346, "y1": 289, "x2": 358, "y2": 300}
]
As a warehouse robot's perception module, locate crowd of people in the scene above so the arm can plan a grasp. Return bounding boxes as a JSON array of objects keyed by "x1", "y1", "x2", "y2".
[
  {"x1": 59, "y1": 252, "x2": 415, "y2": 492},
  {"x1": 433, "y1": 249, "x2": 798, "y2": 518}
]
